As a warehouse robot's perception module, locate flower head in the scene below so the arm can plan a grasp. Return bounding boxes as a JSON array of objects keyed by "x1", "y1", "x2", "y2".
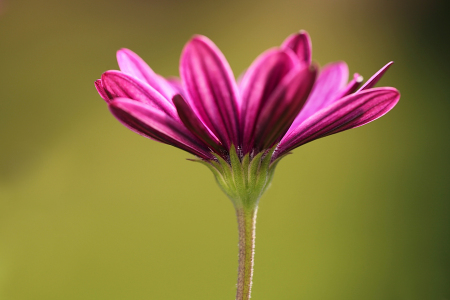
[{"x1": 95, "y1": 31, "x2": 400, "y2": 206}]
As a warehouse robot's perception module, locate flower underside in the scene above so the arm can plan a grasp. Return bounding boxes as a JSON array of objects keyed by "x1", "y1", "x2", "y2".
[
  {"x1": 193, "y1": 145, "x2": 282, "y2": 208},
  {"x1": 95, "y1": 30, "x2": 400, "y2": 206}
]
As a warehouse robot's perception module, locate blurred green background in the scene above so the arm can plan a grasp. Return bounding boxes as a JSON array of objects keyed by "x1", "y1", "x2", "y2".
[{"x1": 1, "y1": 0, "x2": 449, "y2": 299}]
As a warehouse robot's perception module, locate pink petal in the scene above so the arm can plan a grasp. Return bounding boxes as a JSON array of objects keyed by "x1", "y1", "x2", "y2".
[
  {"x1": 180, "y1": 35, "x2": 240, "y2": 149},
  {"x1": 172, "y1": 94, "x2": 225, "y2": 155},
  {"x1": 358, "y1": 61, "x2": 394, "y2": 91},
  {"x1": 339, "y1": 73, "x2": 363, "y2": 97},
  {"x1": 285, "y1": 62, "x2": 350, "y2": 136},
  {"x1": 109, "y1": 98, "x2": 213, "y2": 159},
  {"x1": 95, "y1": 79, "x2": 110, "y2": 102},
  {"x1": 276, "y1": 87, "x2": 400, "y2": 157},
  {"x1": 116, "y1": 49, "x2": 177, "y2": 100},
  {"x1": 166, "y1": 77, "x2": 185, "y2": 96},
  {"x1": 239, "y1": 49, "x2": 297, "y2": 153},
  {"x1": 101, "y1": 70, "x2": 177, "y2": 118},
  {"x1": 281, "y1": 30, "x2": 312, "y2": 64},
  {"x1": 253, "y1": 64, "x2": 317, "y2": 151}
]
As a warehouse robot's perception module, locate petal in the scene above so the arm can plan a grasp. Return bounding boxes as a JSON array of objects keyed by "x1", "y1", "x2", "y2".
[
  {"x1": 172, "y1": 94, "x2": 225, "y2": 155},
  {"x1": 339, "y1": 73, "x2": 364, "y2": 97},
  {"x1": 109, "y1": 98, "x2": 213, "y2": 159},
  {"x1": 281, "y1": 30, "x2": 312, "y2": 64},
  {"x1": 116, "y1": 48, "x2": 177, "y2": 100},
  {"x1": 276, "y1": 87, "x2": 400, "y2": 157},
  {"x1": 166, "y1": 76, "x2": 186, "y2": 97},
  {"x1": 180, "y1": 35, "x2": 240, "y2": 149},
  {"x1": 358, "y1": 61, "x2": 394, "y2": 91},
  {"x1": 253, "y1": 64, "x2": 317, "y2": 151},
  {"x1": 285, "y1": 62, "x2": 349, "y2": 136},
  {"x1": 95, "y1": 79, "x2": 110, "y2": 102},
  {"x1": 239, "y1": 49, "x2": 297, "y2": 153},
  {"x1": 101, "y1": 70, "x2": 177, "y2": 118}
]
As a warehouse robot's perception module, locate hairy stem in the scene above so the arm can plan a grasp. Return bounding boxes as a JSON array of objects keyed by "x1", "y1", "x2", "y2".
[{"x1": 235, "y1": 206, "x2": 258, "y2": 300}]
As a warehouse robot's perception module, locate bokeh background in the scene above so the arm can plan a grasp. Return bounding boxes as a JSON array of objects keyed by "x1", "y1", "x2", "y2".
[{"x1": 1, "y1": 0, "x2": 449, "y2": 299}]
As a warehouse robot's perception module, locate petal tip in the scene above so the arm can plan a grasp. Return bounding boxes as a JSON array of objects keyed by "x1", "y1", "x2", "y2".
[
  {"x1": 189, "y1": 34, "x2": 210, "y2": 45},
  {"x1": 116, "y1": 48, "x2": 129, "y2": 54},
  {"x1": 355, "y1": 73, "x2": 364, "y2": 82},
  {"x1": 116, "y1": 48, "x2": 134, "y2": 61},
  {"x1": 95, "y1": 79, "x2": 111, "y2": 102}
]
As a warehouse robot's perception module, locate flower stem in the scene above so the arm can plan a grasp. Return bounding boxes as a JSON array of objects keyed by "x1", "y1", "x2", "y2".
[{"x1": 235, "y1": 206, "x2": 258, "y2": 300}]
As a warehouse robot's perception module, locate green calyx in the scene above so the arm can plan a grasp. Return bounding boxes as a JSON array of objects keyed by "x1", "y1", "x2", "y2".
[{"x1": 194, "y1": 146, "x2": 282, "y2": 209}]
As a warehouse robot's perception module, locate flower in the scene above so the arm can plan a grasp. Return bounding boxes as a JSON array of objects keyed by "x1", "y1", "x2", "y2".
[
  {"x1": 95, "y1": 31, "x2": 400, "y2": 205},
  {"x1": 95, "y1": 30, "x2": 400, "y2": 300}
]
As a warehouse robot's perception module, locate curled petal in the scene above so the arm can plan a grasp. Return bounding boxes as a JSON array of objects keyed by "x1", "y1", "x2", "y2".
[
  {"x1": 109, "y1": 98, "x2": 213, "y2": 159},
  {"x1": 339, "y1": 73, "x2": 364, "y2": 97},
  {"x1": 117, "y1": 49, "x2": 177, "y2": 100},
  {"x1": 173, "y1": 94, "x2": 225, "y2": 155},
  {"x1": 239, "y1": 49, "x2": 297, "y2": 153},
  {"x1": 95, "y1": 79, "x2": 110, "y2": 102},
  {"x1": 281, "y1": 30, "x2": 312, "y2": 64},
  {"x1": 286, "y1": 62, "x2": 349, "y2": 135},
  {"x1": 276, "y1": 87, "x2": 400, "y2": 157},
  {"x1": 254, "y1": 64, "x2": 317, "y2": 152},
  {"x1": 180, "y1": 35, "x2": 240, "y2": 149},
  {"x1": 101, "y1": 71, "x2": 176, "y2": 118},
  {"x1": 358, "y1": 61, "x2": 394, "y2": 91}
]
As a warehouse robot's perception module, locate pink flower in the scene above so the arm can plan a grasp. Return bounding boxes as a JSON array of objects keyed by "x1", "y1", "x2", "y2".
[
  {"x1": 95, "y1": 31, "x2": 401, "y2": 300},
  {"x1": 95, "y1": 31, "x2": 399, "y2": 163}
]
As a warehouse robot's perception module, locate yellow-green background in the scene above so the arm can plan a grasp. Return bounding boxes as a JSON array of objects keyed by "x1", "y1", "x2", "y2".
[{"x1": 0, "y1": 0, "x2": 449, "y2": 299}]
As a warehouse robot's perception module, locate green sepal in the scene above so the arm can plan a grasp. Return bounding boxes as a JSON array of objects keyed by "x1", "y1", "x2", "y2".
[
  {"x1": 249, "y1": 146, "x2": 276, "y2": 203},
  {"x1": 229, "y1": 146, "x2": 246, "y2": 199},
  {"x1": 248, "y1": 152, "x2": 263, "y2": 185},
  {"x1": 197, "y1": 146, "x2": 282, "y2": 210},
  {"x1": 242, "y1": 154, "x2": 250, "y2": 189},
  {"x1": 212, "y1": 153, "x2": 236, "y2": 193},
  {"x1": 189, "y1": 159, "x2": 229, "y2": 195}
]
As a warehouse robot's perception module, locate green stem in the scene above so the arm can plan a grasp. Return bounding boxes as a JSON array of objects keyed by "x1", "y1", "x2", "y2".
[{"x1": 235, "y1": 206, "x2": 258, "y2": 300}]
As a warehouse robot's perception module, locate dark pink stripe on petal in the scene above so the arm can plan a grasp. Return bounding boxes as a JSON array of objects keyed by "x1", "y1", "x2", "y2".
[
  {"x1": 95, "y1": 79, "x2": 111, "y2": 102},
  {"x1": 180, "y1": 35, "x2": 240, "y2": 149},
  {"x1": 254, "y1": 64, "x2": 317, "y2": 151},
  {"x1": 109, "y1": 98, "x2": 213, "y2": 159},
  {"x1": 358, "y1": 61, "x2": 394, "y2": 91},
  {"x1": 239, "y1": 49, "x2": 297, "y2": 153},
  {"x1": 101, "y1": 71, "x2": 176, "y2": 118},
  {"x1": 276, "y1": 87, "x2": 400, "y2": 157},
  {"x1": 117, "y1": 49, "x2": 177, "y2": 100},
  {"x1": 285, "y1": 62, "x2": 350, "y2": 136},
  {"x1": 281, "y1": 30, "x2": 312, "y2": 64},
  {"x1": 173, "y1": 94, "x2": 225, "y2": 155}
]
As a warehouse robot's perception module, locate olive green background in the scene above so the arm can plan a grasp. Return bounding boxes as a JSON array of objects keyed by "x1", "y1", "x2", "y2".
[{"x1": 0, "y1": 0, "x2": 449, "y2": 299}]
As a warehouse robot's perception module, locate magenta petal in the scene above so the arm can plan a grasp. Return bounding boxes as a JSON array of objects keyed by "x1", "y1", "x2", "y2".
[
  {"x1": 239, "y1": 49, "x2": 297, "y2": 153},
  {"x1": 101, "y1": 71, "x2": 177, "y2": 118},
  {"x1": 285, "y1": 62, "x2": 350, "y2": 135},
  {"x1": 95, "y1": 79, "x2": 110, "y2": 102},
  {"x1": 276, "y1": 87, "x2": 400, "y2": 157},
  {"x1": 109, "y1": 98, "x2": 213, "y2": 159},
  {"x1": 253, "y1": 64, "x2": 317, "y2": 151},
  {"x1": 116, "y1": 49, "x2": 176, "y2": 100},
  {"x1": 166, "y1": 77, "x2": 186, "y2": 99},
  {"x1": 281, "y1": 30, "x2": 312, "y2": 64},
  {"x1": 172, "y1": 94, "x2": 225, "y2": 155},
  {"x1": 180, "y1": 35, "x2": 240, "y2": 149},
  {"x1": 358, "y1": 61, "x2": 394, "y2": 91},
  {"x1": 339, "y1": 73, "x2": 364, "y2": 97}
]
